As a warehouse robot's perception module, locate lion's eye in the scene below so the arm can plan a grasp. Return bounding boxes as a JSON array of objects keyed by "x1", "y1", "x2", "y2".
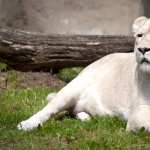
[{"x1": 137, "y1": 34, "x2": 143, "y2": 37}]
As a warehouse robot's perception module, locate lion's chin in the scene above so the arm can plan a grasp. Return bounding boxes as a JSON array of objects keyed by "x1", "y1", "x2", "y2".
[
  {"x1": 139, "y1": 62, "x2": 150, "y2": 74},
  {"x1": 136, "y1": 52, "x2": 150, "y2": 73}
]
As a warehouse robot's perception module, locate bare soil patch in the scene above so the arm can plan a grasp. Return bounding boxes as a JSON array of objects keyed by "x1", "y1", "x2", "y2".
[{"x1": 0, "y1": 71, "x2": 65, "y2": 90}]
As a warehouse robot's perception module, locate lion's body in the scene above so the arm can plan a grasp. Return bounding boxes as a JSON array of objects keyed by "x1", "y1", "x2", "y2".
[
  {"x1": 69, "y1": 53, "x2": 136, "y2": 119},
  {"x1": 18, "y1": 16, "x2": 150, "y2": 132}
]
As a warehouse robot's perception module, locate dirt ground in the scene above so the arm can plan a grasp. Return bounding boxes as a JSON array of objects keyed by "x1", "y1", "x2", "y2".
[{"x1": 0, "y1": 71, "x2": 65, "y2": 90}]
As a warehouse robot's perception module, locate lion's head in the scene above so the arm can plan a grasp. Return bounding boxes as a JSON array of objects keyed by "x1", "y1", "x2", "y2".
[{"x1": 133, "y1": 16, "x2": 150, "y2": 73}]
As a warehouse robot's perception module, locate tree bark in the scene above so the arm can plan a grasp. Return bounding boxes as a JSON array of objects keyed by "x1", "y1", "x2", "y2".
[{"x1": 0, "y1": 28, "x2": 135, "y2": 71}]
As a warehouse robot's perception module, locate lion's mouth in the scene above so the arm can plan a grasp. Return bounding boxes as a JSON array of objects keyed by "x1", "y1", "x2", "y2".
[{"x1": 141, "y1": 58, "x2": 150, "y2": 64}]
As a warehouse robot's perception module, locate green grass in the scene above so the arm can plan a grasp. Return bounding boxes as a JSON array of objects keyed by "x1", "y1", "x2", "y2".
[
  {"x1": 0, "y1": 63, "x2": 7, "y2": 72},
  {"x1": 1, "y1": 88, "x2": 150, "y2": 150},
  {"x1": 57, "y1": 67, "x2": 83, "y2": 83}
]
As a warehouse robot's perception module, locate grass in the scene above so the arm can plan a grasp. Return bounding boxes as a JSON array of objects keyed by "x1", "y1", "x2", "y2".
[
  {"x1": 57, "y1": 67, "x2": 83, "y2": 83},
  {"x1": 1, "y1": 88, "x2": 150, "y2": 150},
  {"x1": 0, "y1": 63, "x2": 7, "y2": 72},
  {"x1": 1, "y1": 65, "x2": 150, "y2": 149}
]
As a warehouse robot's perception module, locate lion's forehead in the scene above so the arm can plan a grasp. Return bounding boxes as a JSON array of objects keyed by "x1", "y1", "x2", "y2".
[{"x1": 138, "y1": 20, "x2": 150, "y2": 34}]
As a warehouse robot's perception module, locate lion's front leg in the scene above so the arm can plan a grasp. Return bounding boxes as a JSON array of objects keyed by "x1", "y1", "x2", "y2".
[
  {"x1": 17, "y1": 88, "x2": 78, "y2": 131},
  {"x1": 17, "y1": 102, "x2": 56, "y2": 131},
  {"x1": 17, "y1": 115, "x2": 43, "y2": 131},
  {"x1": 126, "y1": 105, "x2": 150, "y2": 133}
]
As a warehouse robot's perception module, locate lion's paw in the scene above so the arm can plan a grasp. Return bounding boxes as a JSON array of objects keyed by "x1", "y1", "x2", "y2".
[{"x1": 17, "y1": 118, "x2": 42, "y2": 131}]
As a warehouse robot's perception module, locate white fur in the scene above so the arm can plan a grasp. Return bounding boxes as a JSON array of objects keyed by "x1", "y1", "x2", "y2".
[
  {"x1": 76, "y1": 112, "x2": 91, "y2": 121},
  {"x1": 46, "y1": 93, "x2": 57, "y2": 102},
  {"x1": 17, "y1": 16, "x2": 150, "y2": 132}
]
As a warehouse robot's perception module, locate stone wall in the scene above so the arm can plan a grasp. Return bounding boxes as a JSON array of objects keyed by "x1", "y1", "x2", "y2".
[{"x1": 0, "y1": 0, "x2": 145, "y2": 35}]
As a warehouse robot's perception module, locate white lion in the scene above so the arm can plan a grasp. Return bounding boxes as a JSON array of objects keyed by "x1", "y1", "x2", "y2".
[{"x1": 18, "y1": 16, "x2": 150, "y2": 132}]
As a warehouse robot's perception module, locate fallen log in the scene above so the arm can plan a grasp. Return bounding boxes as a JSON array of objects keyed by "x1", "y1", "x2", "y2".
[{"x1": 0, "y1": 28, "x2": 134, "y2": 71}]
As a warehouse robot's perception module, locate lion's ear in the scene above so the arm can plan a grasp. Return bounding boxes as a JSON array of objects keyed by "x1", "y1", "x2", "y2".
[{"x1": 132, "y1": 16, "x2": 148, "y2": 34}]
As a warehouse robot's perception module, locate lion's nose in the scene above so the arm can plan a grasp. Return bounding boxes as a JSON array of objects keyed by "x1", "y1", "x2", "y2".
[{"x1": 138, "y1": 48, "x2": 150, "y2": 55}]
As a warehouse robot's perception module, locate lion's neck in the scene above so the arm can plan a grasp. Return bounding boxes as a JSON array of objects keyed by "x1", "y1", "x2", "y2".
[{"x1": 136, "y1": 66, "x2": 150, "y2": 100}]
